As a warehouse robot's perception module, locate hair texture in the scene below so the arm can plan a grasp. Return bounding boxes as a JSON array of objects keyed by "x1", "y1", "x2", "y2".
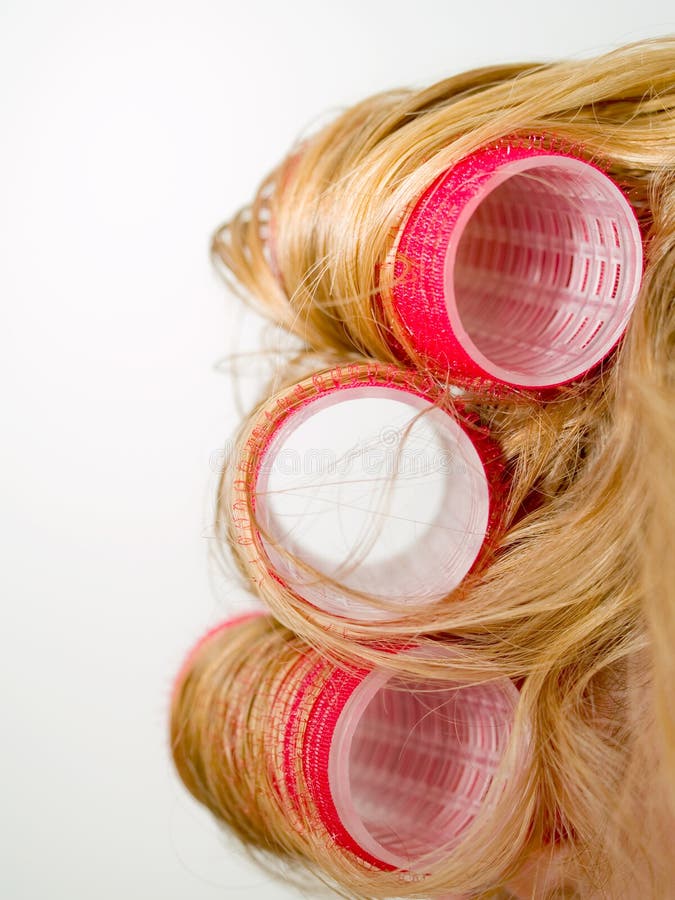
[{"x1": 172, "y1": 38, "x2": 675, "y2": 899}]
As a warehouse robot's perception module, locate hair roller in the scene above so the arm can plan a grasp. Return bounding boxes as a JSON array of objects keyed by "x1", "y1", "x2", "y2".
[
  {"x1": 388, "y1": 139, "x2": 643, "y2": 388},
  {"x1": 224, "y1": 362, "x2": 507, "y2": 623},
  {"x1": 171, "y1": 614, "x2": 529, "y2": 880},
  {"x1": 297, "y1": 649, "x2": 524, "y2": 871}
]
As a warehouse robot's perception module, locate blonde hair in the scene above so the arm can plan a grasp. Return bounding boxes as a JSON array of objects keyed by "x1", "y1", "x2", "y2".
[{"x1": 172, "y1": 38, "x2": 675, "y2": 898}]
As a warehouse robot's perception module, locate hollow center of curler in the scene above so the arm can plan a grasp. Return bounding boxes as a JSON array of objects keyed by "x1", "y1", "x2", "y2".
[
  {"x1": 448, "y1": 157, "x2": 641, "y2": 386},
  {"x1": 255, "y1": 387, "x2": 489, "y2": 620},
  {"x1": 328, "y1": 672, "x2": 516, "y2": 869}
]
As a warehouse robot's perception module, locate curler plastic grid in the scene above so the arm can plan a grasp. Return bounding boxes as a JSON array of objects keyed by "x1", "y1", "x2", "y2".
[
  {"x1": 391, "y1": 141, "x2": 643, "y2": 388},
  {"x1": 242, "y1": 366, "x2": 506, "y2": 621},
  {"x1": 289, "y1": 653, "x2": 521, "y2": 871}
]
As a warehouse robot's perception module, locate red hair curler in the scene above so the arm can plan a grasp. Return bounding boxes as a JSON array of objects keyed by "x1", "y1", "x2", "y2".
[
  {"x1": 234, "y1": 364, "x2": 507, "y2": 622},
  {"x1": 173, "y1": 618, "x2": 526, "y2": 881},
  {"x1": 283, "y1": 647, "x2": 523, "y2": 871},
  {"x1": 390, "y1": 140, "x2": 643, "y2": 388}
]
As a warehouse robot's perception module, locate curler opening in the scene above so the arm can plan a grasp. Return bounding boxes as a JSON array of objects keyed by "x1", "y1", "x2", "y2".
[
  {"x1": 447, "y1": 156, "x2": 642, "y2": 386},
  {"x1": 254, "y1": 385, "x2": 490, "y2": 620},
  {"x1": 328, "y1": 669, "x2": 518, "y2": 869}
]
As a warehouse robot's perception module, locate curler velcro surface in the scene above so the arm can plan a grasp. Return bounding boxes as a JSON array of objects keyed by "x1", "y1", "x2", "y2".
[
  {"x1": 237, "y1": 365, "x2": 505, "y2": 621},
  {"x1": 297, "y1": 658, "x2": 521, "y2": 870},
  {"x1": 392, "y1": 142, "x2": 643, "y2": 388}
]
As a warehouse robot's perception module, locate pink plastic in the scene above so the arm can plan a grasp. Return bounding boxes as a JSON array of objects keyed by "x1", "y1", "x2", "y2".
[
  {"x1": 253, "y1": 380, "x2": 505, "y2": 621},
  {"x1": 392, "y1": 143, "x2": 643, "y2": 388},
  {"x1": 292, "y1": 655, "x2": 521, "y2": 871}
]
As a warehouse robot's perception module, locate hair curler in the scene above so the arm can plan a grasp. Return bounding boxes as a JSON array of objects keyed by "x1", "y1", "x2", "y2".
[
  {"x1": 173, "y1": 615, "x2": 525, "y2": 875},
  {"x1": 231, "y1": 363, "x2": 506, "y2": 622},
  {"x1": 390, "y1": 139, "x2": 643, "y2": 388},
  {"x1": 283, "y1": 644, "x2": 523, "y2": 871}
]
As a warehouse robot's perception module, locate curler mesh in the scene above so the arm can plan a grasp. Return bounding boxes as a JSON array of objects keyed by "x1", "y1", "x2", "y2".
[
  {"x1": 244, "y1": 368, "x2": 505, "y2": 621},
  {"x1": 392, "y1": 143, "x2": 642, "y2": 388}
]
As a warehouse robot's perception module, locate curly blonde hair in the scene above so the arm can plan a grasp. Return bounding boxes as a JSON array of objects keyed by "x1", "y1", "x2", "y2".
[{"x1": 172, "y1": 38, "x2": 675, "y2": 898}]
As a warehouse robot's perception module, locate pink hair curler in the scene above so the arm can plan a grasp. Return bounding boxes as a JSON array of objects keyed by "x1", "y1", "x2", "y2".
[
  {"x1": 390, "y1": 140, "x2": 643, "y2": 388},
  {"x1": 241, "y1": 365, "x2": 506, "y2": 621},
  {"x1": 284, "y1": 651, "x2": 522, "y2": 871}
]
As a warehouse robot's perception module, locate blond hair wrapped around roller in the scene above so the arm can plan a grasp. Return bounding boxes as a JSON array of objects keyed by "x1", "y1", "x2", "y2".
[{"x1": 171, "y1": 38, "x2": 675, "y2": 898}]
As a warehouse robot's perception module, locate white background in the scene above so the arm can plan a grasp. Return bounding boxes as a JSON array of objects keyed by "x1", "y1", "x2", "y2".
[{"x1": 2, "y1": 2, "x2": 673, "y2": 898}]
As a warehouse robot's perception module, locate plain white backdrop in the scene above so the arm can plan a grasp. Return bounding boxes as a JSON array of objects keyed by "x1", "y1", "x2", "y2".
[{"x1": 2, "y1": 2, "x2": 673, "y2": 898}]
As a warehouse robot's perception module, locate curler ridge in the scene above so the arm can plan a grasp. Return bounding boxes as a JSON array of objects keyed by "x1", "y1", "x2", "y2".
[
  {"x1": 228, "y1": 362, "x2": 507, "y2": 622},
  {"x1": 390, "y1": 139, "x2": 643, "y2": 388}
]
